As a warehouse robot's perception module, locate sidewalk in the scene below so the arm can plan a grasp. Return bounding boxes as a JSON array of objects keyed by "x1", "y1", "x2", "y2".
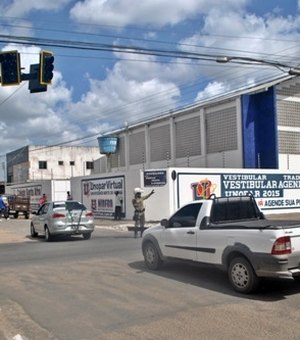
[
  {"x1": 266, "y1": 213, "x2": 300, "y2": 220},
  {"x1": 94, "y1": 218, "x2": 157, "y2": 232}
]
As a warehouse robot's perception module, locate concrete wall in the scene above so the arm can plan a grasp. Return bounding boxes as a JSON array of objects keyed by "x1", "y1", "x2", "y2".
[
  {"x1": 6, "y1": 180, "x2": 70, "y2": 212},
  {"x1": 71, "y1": 169, "x2": 170, "y2": 221},
  {"x1": 71, "y1": 167, "x2": 300, "y2": 222}
]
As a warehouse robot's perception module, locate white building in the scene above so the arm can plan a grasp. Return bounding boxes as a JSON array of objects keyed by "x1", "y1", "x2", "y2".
[{"x1": 6, "y1": 145, "x2": 101, "y2": 184}]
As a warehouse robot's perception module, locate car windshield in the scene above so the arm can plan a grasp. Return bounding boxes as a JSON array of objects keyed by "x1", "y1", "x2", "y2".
[{"x1": 53, "y1": 201, "x2": 86, "y2": 211}]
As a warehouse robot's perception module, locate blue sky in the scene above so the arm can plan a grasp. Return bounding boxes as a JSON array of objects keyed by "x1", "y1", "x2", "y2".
[{"x1": 0, "y1": 0, "x2": 300, "y2": 165}]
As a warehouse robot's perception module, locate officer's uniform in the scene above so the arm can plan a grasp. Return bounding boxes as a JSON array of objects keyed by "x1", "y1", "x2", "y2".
[{"x1": 132, "y1": 188, "x2": 154, "y2": 238}]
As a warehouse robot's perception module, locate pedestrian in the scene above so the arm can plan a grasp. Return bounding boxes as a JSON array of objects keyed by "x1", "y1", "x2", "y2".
[
  {"x1": 39, "y1": 193, "x2": 47, "y2": 206},
  {"x1": 2, "y1": 196, "x2": 9, "y2": 220},
  {"x1": 67, "y1": 191, "x2": 73, "y2": 200},
  {"x1": 114, "y1": 191, "x2": 122, "y2": 220},
  {"x1": 0, "y1": 195, "x2": 8, "y2": 221},
  {"x1": 132, "y1": 187, "x2": 154, "y2": 238}
]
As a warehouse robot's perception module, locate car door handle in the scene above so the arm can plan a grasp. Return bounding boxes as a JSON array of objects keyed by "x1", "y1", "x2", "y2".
[{"x1": 187, "y1": 231, "x2": 195, "y2": 234}]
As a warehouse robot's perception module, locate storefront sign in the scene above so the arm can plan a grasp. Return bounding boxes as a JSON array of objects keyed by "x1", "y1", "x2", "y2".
[
  {"x1": 82, "y1": 176, "x2": 125, "y2": 218},
  {"x1": 144, "y1": 170, "x2": 167, "y2": 187}
]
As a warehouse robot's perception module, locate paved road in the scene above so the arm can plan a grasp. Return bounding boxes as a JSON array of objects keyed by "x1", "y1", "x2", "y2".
[{"x1": 1, "y1": 217, "x2": 300, "y2": 339}]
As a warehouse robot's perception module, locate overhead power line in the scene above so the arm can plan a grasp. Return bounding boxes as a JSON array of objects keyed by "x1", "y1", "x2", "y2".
[
  {"x1": 1, "y1": 33, "x2": 299, "y2": 72},
  {"x1": 0, "y1": 29, "x2": 299, "y2": 156}
]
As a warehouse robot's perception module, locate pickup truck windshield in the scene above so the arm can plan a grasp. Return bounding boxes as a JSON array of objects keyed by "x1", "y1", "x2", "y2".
[{"x1": 210, "y1": 197, "x2": 261, "y2": 223}]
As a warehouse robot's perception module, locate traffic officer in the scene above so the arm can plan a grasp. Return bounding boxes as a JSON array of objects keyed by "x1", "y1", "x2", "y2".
[{"x1": 132, "y1": 187, "x2": 154, "y2": 238}]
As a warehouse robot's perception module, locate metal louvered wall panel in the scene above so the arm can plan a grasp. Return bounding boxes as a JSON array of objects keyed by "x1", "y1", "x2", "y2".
[
  {"x1": 277, "y1": 100, "x2": 300, "y2": 127},
  {"x1": 150, "y1": 125, "x2": 171, "y2": 162},
  {"x1": 175, "y1": 116, "x2": 201, "y2": 158},
  {"x1": 129, "y1": 131, "x2": 146, "y2": 165},
  {"x1": 278, "y1": 131, "x2": 300, "y2": 154},
  {"x1": 111, "y1": 136, "x2": 125, "y2": 168},
  {"x1": 277, "y1": 85, "x2": 300, "y2": 98},
  {"x1": 205, "y1": 107, "x2": 237, "y2": 153}
]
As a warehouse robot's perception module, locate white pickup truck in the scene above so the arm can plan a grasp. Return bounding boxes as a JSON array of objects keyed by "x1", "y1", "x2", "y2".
[{"x1": 142, "y1": 195, "x2": 300, "y2": 293}]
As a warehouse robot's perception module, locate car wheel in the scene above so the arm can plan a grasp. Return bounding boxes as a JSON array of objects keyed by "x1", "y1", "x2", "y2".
[
  {"x1": 14, "y1": 212, "x2": 18, "y2": 219},
  {"x1": 44, "y1": 226, "x2": 52, "y2": 242},
  {"x1": 294, "y1": 276, "x2": 300, "y2": 283},
  {"x1": 228, "y1": 257, "x2": 259, "y2": 294},
  {"x1": 30, "y1": 223, "x2": 38, "y2": 238},
  {"x1": 143, "y1": 241, "x2": 162, "y2": 270},
  {"x1": 82, "y1": 233, "x2": 91, "y2": 240}
]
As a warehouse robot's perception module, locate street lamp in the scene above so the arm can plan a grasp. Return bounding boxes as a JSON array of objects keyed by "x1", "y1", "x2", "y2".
[
  {"x1": 289, "y1": 68, "x2": 300, "y2": 76},
  {"x1": 216, "y1": 55, "x2": 300, "y2": 75}
]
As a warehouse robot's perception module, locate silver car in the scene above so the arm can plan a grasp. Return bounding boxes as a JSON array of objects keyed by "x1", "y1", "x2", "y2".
[{"x1": 30, "y1": 200, "x2": 95, "y2": 241}]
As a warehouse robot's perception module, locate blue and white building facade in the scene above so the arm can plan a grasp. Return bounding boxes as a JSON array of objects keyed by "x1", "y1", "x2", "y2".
[
  {"x1": 70, "y1": 75, "x2": 300, "y2": 220},
  {"x1": 102, "y1": 75, "x2": 300, "y2": 173}
]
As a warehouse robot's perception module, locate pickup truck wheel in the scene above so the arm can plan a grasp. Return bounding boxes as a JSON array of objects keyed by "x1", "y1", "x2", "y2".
[
  {"x1": 294, "y1": 276, "x2": 300, "y2": 283},
  {"x1": 44, "y1": 226, "x2": 52, "y2": 242},
  {"x1": 228, "y1": 257, "x2": 259, "y2": 294},
  {"x1": 82, "y1": 233, "x2": 91, "y2": 240},
  {"x1": 30, "y1": 223, "x2": 38, "y2": 238},
  {"x1": 143, "y1": 242, "x2": 162, "y2": 270}
]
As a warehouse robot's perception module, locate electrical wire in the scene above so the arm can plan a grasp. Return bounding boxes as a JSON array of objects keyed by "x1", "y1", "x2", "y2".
[{"x1": 0, "y1": 19, "x2": 299, "y2": 157}]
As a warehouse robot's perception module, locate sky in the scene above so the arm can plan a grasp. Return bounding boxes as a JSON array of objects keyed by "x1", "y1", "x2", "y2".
[{"x1": 1, "y1": 0, "x2": 300, "y2": 173}]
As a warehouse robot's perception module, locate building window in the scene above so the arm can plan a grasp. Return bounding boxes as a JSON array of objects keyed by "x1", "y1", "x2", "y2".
[
  {"x1": 58, "y1": 161, "x2": 64, "y2": 166},
  {"x1": 70, "y1": 161, "x2": 75, "y2": 166},
  {"x1": 86, "y1": 161, "x2": 94, "y2": 170},
  {"x1": 39, "y1": 161, "x2": 47, "y2": 169}
]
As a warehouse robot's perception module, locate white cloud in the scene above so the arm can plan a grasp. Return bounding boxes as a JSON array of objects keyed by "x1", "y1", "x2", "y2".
[
  {"x1": 195, "y1": 81, "x2": 231, "y2": 102},
  {"x1": 70, "y1": 0, "x2": 248, "y2": 27},
  {"x1": 0, "y1": 0, "x2": 71, "y2": 17},
  {"x1": 181, "y1": 7, "x2": 300, "y2": 61},
  {"x1": 177, "y1": 7, "x2": 300, "y2": 97},
  {"x1": 68, "y1": 59, "x2": 181, "y2": 131}
]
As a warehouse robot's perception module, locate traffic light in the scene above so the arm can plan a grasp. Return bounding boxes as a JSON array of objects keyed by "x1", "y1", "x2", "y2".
[
  {"x1": 0, "y1": 51, "x2": 21, "y2": 86},
  {"x1": 28, "y1": 64, "x2": 47, "y2": 93},
  {"x1": 39, "y1": 50, "x2": 54, "y2": 85}
]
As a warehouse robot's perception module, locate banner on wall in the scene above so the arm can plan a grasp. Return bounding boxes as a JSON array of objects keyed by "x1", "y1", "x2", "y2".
[
  {"x1": 82, "y1": 176, "x2": 125, "y2": 218},
  {"x1": 177, "y1": 172, "x2": 300, "y2": 211}
]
